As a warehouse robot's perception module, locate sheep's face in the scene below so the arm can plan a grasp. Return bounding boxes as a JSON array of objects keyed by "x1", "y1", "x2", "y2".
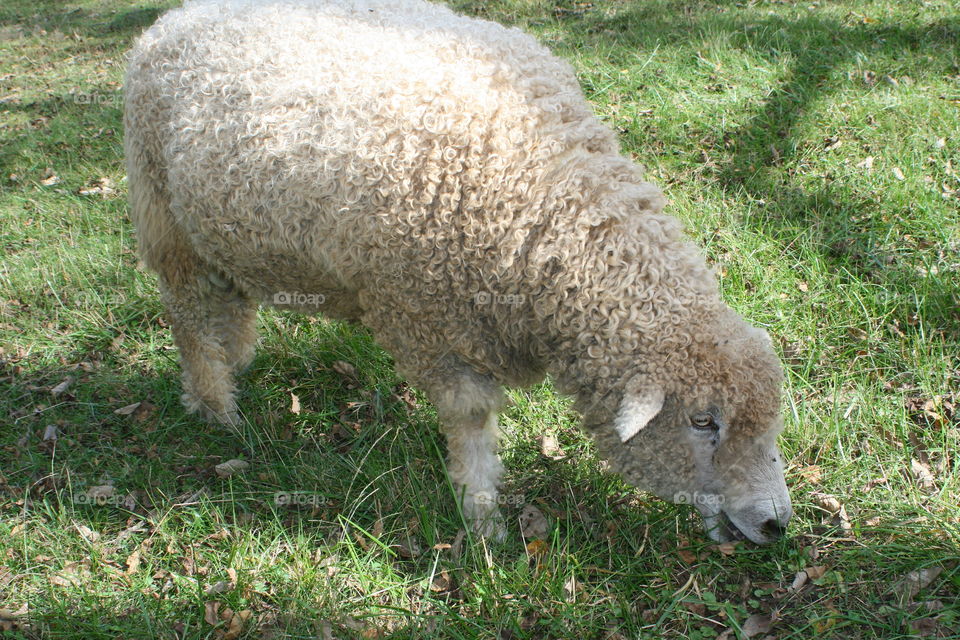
[{"x1": 605, "y1": 384, "x2": 792, "y2": 545}]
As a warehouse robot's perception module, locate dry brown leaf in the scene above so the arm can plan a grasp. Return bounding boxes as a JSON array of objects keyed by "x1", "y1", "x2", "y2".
[
  {"x1": 114, "y1": 402, "x2": 142, "y2": 416},
  {"x1": 518, "y1": 504, "x2": 549, "y2": 539},
  {"x1": 911, "y1": 458, "x2": 936, "y2": 490},
  {"x1": 50, "y1": 377, "x2": 73, "y2": 396},
  {"x1": 893, "y1": 566, "x2": 943, "y2": 606},
  {"x1": 74, "y1": 522, "x2": 99, "y2": 543},
  {"x1": 525, "y1": 539, "x2": 549, "y2": 558},
  {"x1": 205, "y1": 580, "x2": 231, "y2": 596},
  {"x1": 289, "y1": 392, "x2": 301, "y2": 415},
  {"x1": 538, "y1": 434, "x2": 565, "y2": 459},
  {"x1": 857, "y1": 156, "x2": 875, "y2": 170},
  {"x1": 220, "y1": 607, "x2": 253, "y2": 640},
  {"x1": 892, "y1": 167, "x2": 905, "y2": 180},
  {"x1": 78, "y1": 177, "x2": 116, "y2": 197},
  {"x1": 678, "y1": 548, "x2": 698, "y2": 564},
  {"x1": 742, "y1": 613, "x2": 774, "y2": 638},
  {"x1": 562, "y1": 574, "x2": 580, "y2": 603},
  {"x1": 215, "y1": 459, "x2": 249, "y2": 478},
  {"x1": 203, "y1": 601, "x2": 220, "y2": 626},
  {"x1": 332, "y1": 360, "x2": 358, "y2": 380},
  {"x1": 429, "y1": 570, "x2": 461, "y2": 599},
  {"x1": 798, "y1": 465, "x2": 822, "y2": 484},
  {"x1": 805, "y1": 565, "x2": 828, "y2": 580},
  {"x1": 49, "y1": 561, "x2": 91, "y2": 588},
  {"x1": 790, "y1": 570, "x2": 808, "y2": 591},
  {"x1": 125, "y1": 548, "x2": 141, "y2": 575},
  {"x1": 715, "y1": 541, "x2": 738, "y2": 556}
]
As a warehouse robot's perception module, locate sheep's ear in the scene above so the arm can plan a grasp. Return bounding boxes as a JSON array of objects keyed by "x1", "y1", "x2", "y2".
[{"x1": 614, "y1": 388, "x2": 666, "y2": 442}]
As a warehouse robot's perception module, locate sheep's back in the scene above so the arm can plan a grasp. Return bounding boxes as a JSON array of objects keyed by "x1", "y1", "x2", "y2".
[{"x1": 125, "y1": 0, "x2": 614, "y2": 297}]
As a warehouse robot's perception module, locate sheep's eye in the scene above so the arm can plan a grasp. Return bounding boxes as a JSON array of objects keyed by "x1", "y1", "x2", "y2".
[{"x1": 691, "y1": 413, "x2": 717, "y2": 430}]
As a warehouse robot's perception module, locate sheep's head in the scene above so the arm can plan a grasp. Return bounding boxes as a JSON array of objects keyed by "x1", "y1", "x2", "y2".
[{"x1": 591, "y1": 326, "x2": 792, "y2": 544}]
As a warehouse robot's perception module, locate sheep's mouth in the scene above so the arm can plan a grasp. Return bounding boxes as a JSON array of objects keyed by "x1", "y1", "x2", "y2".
[{"x1": 719, "y1": 511, "x2": 748, "y2": 541}]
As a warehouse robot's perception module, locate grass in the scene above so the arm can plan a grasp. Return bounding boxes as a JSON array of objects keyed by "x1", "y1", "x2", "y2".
[{"x1": 0, "y1": 0, "x2": 958, "y2": 638}]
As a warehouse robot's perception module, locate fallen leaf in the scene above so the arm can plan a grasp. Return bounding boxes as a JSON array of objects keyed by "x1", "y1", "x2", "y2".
[
  {"x1": 857, "y1": 156, "x2": 874, "y2": 170},
  {"x1": 114, "y1": 402, "x2": 142, "y2": 416},
  {"x1": 805, "y1": 565, "x2": 828, "y2": 580},
  {"x1": 289, "y1": 393, "x2": 301, "y2": 415},
  {"x1": 798, "y1": 465, "x2": 822, "y2": 483},
  {"x1": 742, "y1": 613, "x2": 774, "y2": 638},
  {"x1": 910, "y1": 617, "x2": 947, "y2": 637},
  {"x1": 314, "y1": 553, "x2": 339, "y2": 578},
  {"x1": 678, "y1": 547, "x2": 698, "y2": 564},
  {"x1": 892, "y1": 167, "x2": 905, "y2": 180},
  {"x1": 125, "y1": 548, "x2": 141, "y2": 575},
  {"x1": 715, "y1": 541, "x2": 738, "y2": 556},
  {"x1": 74, "y1": 522, "x2": 99, "y2": 543},
  {"x1": 221, "y1": 608, "x2": 253, "y2": 640},
  {"x1": 42, "y1": 425, "x2": 58, "y2": 442},
  {"x1": 203, "y1": 601, "x2": 220, "y2": 626},
  {"x1": 562, "y1": 574, "x2": 580, "y2": 603},
  {"x1": 790, "y1": 571, "x2": 808, "y2": 591},
  {"x1": 893, "y1": 566, "x2": 943, "y2": 606},
  {"x1": 429, "y1": 570, "x2": 461, "y2": 599},
  {"x1": 538, "y1": 434, "x2": 565, "y2": 460},
  {"x1": 77, "y1": 177, "x2": 116, "y2": 197},
  {"x1": 50, "y1": 377, "x2": 73, "y2": 396},
  {"x1": 49, "y1": 561, "x2": 91, "y2": 587},
  {"x1": 518, "y1": 504, "x2": 549, "y2": 539},
  {"x1": 525, "y1": 539, "x2": 549, "y2": 559},
  {"x1": 40, "y1": 171, "x2": 60, "y2": 186},
  {"x1": 911, "y1": 458, "x2": 936, "y2": 490},
  {"x1": 813, "y1": 493, "x2": 842, "y2": 513},
  {"x1": 332, "y1": 360, "x2": 358, "y2": 380},
  {"x1": 215, "y1": 459, "x2": 249, "y2": 478}
]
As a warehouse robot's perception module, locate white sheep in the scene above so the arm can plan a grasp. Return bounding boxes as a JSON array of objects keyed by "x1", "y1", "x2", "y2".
[{"x1": 124, "y1": 0, "x2": 792, "y2": 543}]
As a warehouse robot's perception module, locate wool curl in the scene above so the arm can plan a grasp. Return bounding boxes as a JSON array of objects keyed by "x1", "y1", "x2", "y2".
[{"x1": 125, "y1": 0, "x2": 783, "y2": 445}]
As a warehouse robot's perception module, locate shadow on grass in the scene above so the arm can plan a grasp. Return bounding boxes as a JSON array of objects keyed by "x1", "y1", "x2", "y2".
[
  {"x1": 505, "y1": 2, "x2": 960, "y2": 337},
  {"x1": 0, "y1": 1, "x2": 164, "y2": 40}
]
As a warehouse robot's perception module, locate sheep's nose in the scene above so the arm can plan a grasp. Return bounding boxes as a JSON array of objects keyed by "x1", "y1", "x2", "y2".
[{"x1": 761, "y1": 518, "x2": 788, "y2": 541}]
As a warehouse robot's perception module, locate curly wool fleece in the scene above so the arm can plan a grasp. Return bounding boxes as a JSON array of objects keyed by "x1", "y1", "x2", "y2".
[{"x1": 125, "y1": 0, "x2": 788, "y2": 540}]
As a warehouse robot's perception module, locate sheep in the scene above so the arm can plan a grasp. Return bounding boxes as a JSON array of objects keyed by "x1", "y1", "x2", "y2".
[{"x1": 124, "y1": 0, "x2": 792, "y2": 544}]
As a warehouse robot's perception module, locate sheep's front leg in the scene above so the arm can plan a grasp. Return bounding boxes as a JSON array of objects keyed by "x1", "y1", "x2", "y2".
[
  {"x1": 430, "y1": 369, "x2": 507, "y2": 540},
  {"x1": 159, "y1": 271, "x2": 258, "y2": 426}
]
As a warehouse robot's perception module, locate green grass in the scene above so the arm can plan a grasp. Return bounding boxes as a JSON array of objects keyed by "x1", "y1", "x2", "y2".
[{"x1": 1, "y1": 0, "x2": 958, "y2": 638}]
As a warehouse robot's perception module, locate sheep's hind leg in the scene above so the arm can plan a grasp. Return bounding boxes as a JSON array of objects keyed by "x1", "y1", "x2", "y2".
[
  {"x1": 160, "y1": 270, "x2": 258, "y2": 426},
  {"x1": 429, "y1": 366, "x2": 507, "y2": 540}
]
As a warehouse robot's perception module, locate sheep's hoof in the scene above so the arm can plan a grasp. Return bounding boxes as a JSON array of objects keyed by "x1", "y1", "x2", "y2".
[
  {"x1": 470, "y1": 509, "x2": 507, "y2": 542},
  {"x1": 181, "y1": 393, "x2": 239, "y2": 426}
]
